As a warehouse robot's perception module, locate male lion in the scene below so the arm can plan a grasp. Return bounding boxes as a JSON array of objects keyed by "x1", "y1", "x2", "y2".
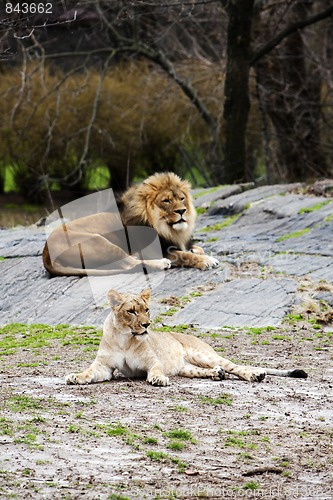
[
  {"x1": 66, "y1": 288, "x2": 307, "y2": 386},
  {"x1": 43, "y1": 172, "x2": 219, "y2": 276}
]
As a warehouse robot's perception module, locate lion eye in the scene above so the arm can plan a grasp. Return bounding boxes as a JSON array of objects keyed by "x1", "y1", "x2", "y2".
[
  {"x1": 128, "y1": 309, "x2": 137, "y2": 315},
  {"x1": 162, "y1": 199, "x2": 170, "y2": 204},
  {"x1": 180, "y1": 196, "x2": 185, "y2": 202},
  {"x1": 145, "y1": 308, "x2": 149, "y2": 313}
]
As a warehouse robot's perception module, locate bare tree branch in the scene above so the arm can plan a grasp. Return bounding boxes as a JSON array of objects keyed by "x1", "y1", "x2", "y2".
[{"x1": 251, "y1": 5, "x2": 333, "y2": 65}]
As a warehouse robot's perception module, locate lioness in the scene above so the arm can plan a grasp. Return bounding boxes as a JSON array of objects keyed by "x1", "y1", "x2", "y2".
[
  {"x1": 66, "y1": 289, "x2": 307, "y2": 386},
  {"x1": 43, "y1": 172, "x2": 219, "y2": 276}
]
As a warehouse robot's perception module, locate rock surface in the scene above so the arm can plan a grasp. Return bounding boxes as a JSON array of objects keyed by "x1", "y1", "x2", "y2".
[{"x1": 1, "y1": 182, "x2": 332, "y2": 327}]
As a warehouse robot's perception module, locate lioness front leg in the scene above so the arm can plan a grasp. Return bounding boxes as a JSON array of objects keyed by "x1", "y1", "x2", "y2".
[
  {"x1": 147, "y1": 363, "x2": 169, "y2": 386},
  {"x1": 66, "y1": 360, "x2": 114, "y2": 385}
]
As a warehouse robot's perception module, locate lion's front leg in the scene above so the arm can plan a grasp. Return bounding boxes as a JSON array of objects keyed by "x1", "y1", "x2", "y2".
[
  {"x1": 66, "y1": 359, "x2": 114, "y2": 385},
  {"x1": 190, "y1": 245, "x2": 205, "y2": 255},
  {"x1": 166, "y1": 249, "x2": 219, "y2": 270}
]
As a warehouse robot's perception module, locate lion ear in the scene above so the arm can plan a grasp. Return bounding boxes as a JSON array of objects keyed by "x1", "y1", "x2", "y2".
[
  {"x1": 140, "y1": 288, "x2": 151, "y2": 302},
  {"x1": 142, "y1": 181, "x2": 158, "y2": 191},
  {"x1": 107, "y1": 289, "x2": 123, "y2": 308}
]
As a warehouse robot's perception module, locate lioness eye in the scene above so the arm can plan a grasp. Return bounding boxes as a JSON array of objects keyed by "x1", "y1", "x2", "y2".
[
  {"x1": 145, "y1": 308, "x2": 149, "y2": 313},
  {"x1": 128, "y1": 309, "x2": 136, "y2": 315}
]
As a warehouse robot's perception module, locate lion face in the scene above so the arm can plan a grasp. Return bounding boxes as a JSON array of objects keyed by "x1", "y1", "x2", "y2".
[
  {"x1": 143, "y1": 173, "x2": 196, "y2": 247},
  {"x1": 108, "y1": 288, "x2": 151, "y2": 337},
  {"x1": 120, "y1": 172, "x2": 197, "y2": 250},
  {"x1": 151, "y1": 187, "x2": 190, "y2": 232}
]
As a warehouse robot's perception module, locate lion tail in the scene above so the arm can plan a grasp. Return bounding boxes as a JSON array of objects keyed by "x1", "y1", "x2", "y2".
[{"x1": 265, "y1": 368, "x2": 308, "y2": 378}]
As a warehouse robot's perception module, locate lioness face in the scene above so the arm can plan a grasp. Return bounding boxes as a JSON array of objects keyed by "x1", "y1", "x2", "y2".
[
  {"x1": 108, "y1": 289, "x2": 151, "y2": 337},
  {"x1": 152, "y1": 188, "x2": 190, "y2": 233}
]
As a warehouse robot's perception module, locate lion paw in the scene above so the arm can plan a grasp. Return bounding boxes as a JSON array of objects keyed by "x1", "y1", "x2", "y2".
[
  {"x1": 147, "y1": 374, "x2": 169, "y2": 386},
  {"x1": 204, "y1": 256, "x2": 219, "y2": 269}
]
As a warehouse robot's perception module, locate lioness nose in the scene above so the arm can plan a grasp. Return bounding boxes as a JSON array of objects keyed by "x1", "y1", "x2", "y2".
[
  {"x1": 142, "y1": 322, "x2": 150, "y2": 328},
  {"x1": 175, "y1": 208, "x2": 186, "y2": 216}
]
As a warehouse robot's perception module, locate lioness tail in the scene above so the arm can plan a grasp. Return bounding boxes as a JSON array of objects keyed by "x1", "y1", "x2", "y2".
[{"x1": 266, "y1": 369, "x2": 308, "y2": 378}]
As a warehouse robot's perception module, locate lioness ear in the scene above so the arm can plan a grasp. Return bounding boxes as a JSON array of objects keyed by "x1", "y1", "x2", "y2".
[
  {"x1": 140, "y1": 288, "x2": 151, "y2": 302},
  {"x1": 107, "y1": 289, "x2": 123, "y2": 308}
]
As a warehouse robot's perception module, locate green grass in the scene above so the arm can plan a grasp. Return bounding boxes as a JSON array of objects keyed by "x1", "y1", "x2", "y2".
[
  {"x1": 271, "y1": 334, "x2": 291, "y2": 341},
  {"x1": 285, "y1": 313, "x2": 304, "y2": 323},
  {"x1": 193, "y1": 185, "x2": 224, "y2": 199},
  {"x1": 169, "y1": 405, "x2": 189, "y2": 413},
  {"x1": 146, "y1": 450, "x2": 187, "y2": 473},
  {"x1": 143, "y1": 437, "x2": 158, "y2": 445},
  {"x1": 0, "y1": 417, "x2": 14, "y2": 436},
  {"x1": 225, "y1": 436, "x2": 246, "y2": 448},
  {"x1": 167, "y1": 440, "x2": 184, "y2": 451},
  {"x1": 238, "y1": 452, "x2": 254, "y2": 460},
  {"x1": 164, "y1": 428, "x2": 196, "y2": 451},
  {"x1": 298, "y1": 200, "x2": 331, "y2": 215},
  {"x1": 200, "y1": 393, "x2": 233, "y2": 406},
  {"x1": 108, "y1": 494, "x2": 131, "y2": 500},
  {"x1": 7, "y1": 395, "x2": 42, "y2": 413},
  {"x1": 146, "y1": 450, "x2": 168, "y2": 461},
  {"x1": 105, "y1": 424, "x2": 129, "y2": 437},
  {"x1": 154, "y1": 324, "x2": 190, "y2": 333},
  {"x1": 163, "y1": 429, "x2": 195, "y2": 442},
  {"x1": 201, "y1": 214, "x2": 240, "y2": 233},
  {"x1": 276, "y1": 228, "x2": 311, "y2": 242},
  {"x1": 0, "y1": 323, "x2": 102, "y2": 357},
  {"x1": 243, "y1": 481, "x2": 260, "y2": 491}
]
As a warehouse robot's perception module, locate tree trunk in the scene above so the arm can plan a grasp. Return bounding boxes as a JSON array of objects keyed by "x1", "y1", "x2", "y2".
[
  {"x1": 222, "y1": 0, "x2": 255, "y2": 184},
  {"x1": 255, "y1": 1, "x2": 328, "y2": 182}
]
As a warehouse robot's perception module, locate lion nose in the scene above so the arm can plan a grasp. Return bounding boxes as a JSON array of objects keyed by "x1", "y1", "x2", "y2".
[
  {"x1": 142, "y1": 322, "x2": 150, "y2": 329},
  {"x1": 175, "y1": 208, "x2": 186, "y2": 216}
]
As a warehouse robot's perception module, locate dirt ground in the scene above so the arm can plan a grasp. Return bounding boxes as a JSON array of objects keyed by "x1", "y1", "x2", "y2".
[{"x1": 1, "y1": 314, "x2": 332, "y2": 500}]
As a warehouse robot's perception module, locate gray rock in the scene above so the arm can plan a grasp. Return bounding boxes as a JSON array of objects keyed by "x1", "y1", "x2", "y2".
[
  {"x1": 1, "y1": 184, "x2": 332, "y2": 327},
  {"x1": 207, "y1": 184, "x2": 303, "y2": 216},
  {"x1": 313, "y1": 291, "x2": 333, "y2": 307},
  {"x1": 163, "y1": 278, "x2": 297, "y2": 328}
]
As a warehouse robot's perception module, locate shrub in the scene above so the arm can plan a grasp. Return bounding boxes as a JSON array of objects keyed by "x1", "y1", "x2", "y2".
[{"x1": 0, "y1": 60, "x2": 225, "y2": 200}]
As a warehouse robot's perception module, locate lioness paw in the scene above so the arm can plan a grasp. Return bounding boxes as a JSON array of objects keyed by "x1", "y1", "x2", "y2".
[
  {"x1": 147, "y1": 374, "x2": 169, "y2": 386},
  {"x1": 161, "y1": 258, "x2": 172, "y2": 270},
  {"x1": 247, "y1": 368, "x2": 266, "y2": 383},
  {"x1": 144, "y1": 258, "x2": 172, "y2": 270},
  {"x1": 211, "y1": 366, "x2": 226, "y2": 381},
  {"x1": 65, "y1": 373, "x2": 87, "y2": 385},
  {"x1": 204, "y1": 256, "x2": 219, "y2": 269}
]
